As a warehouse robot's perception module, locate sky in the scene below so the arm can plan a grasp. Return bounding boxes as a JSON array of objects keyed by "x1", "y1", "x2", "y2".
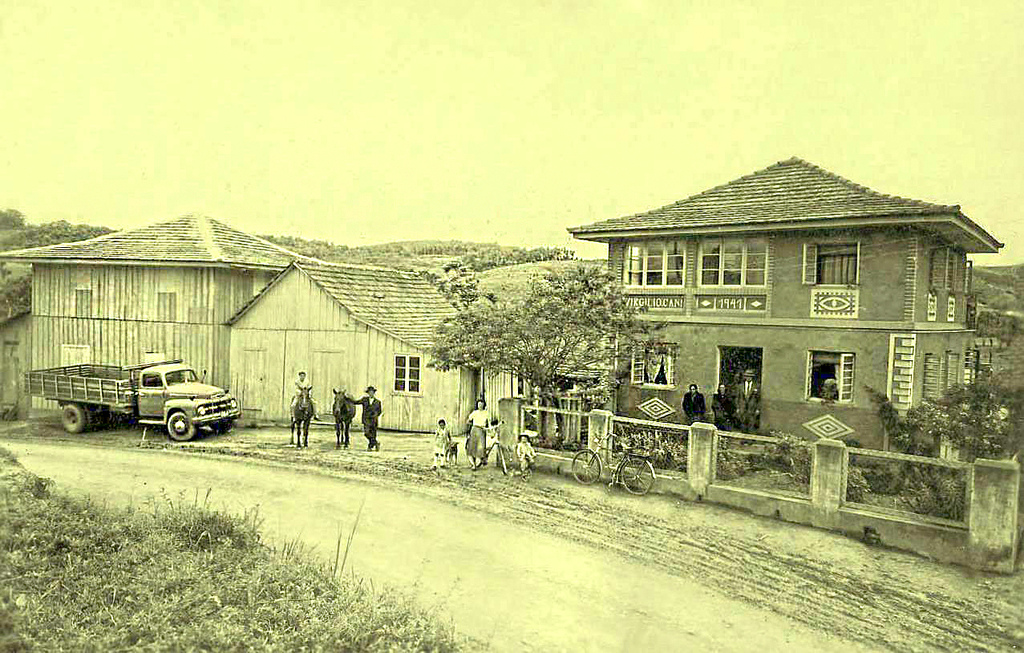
[{"x1": 1, "y1": 1, "x2": 1022, "y2": 263}]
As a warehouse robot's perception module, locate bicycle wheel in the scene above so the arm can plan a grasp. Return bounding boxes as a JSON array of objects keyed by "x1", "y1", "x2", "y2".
[
  {"x1": 620, "y1": 456, "x2": 655, "y2": 496},
  {"x1": 571, "y1": 449, "x2": 602, "y2": 485}
]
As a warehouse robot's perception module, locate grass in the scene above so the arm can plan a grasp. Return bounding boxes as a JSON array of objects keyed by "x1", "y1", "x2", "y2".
[{"x1": 0, "y1": 446, "x2": 467, "y2": 652}]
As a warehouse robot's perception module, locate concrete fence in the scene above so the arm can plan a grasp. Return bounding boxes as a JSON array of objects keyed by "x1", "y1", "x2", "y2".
[{"x1": 499, "y1": 397, "x2": 1021, "y2": 574}]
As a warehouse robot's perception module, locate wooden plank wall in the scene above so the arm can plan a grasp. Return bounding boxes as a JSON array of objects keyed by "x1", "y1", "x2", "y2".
[
  {"x1": 1, "y1": 315, "x2": 31, "y2": 414},
  {"x1": 229, "y1": 269, "x2": 469, "y2": 432}
]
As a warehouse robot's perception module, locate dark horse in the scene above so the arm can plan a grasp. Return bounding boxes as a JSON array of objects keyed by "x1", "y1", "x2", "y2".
[
  {"x1": 291, "y1": 385, "x2": 315, "y2": 448},
  {"x1": 332, "y1": 388, "x2": 357, "y2": 449}
]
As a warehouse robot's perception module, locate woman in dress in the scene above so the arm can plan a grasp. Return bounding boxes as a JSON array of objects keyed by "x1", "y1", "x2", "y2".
[{"x1": 465, "y1": 399, "x2": 490, "y2": 470}]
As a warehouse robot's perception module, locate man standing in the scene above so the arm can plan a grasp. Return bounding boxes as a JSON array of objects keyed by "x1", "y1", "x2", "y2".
[
  {"x1": 681, "y1": 383, "x2": 707, "y2": 425},
  {"x1": 356, "y1": 386, "x2": 383, "y2": 451},
  {"x1": 734, "y1": 369, "x2": 761, "y2": 433}
]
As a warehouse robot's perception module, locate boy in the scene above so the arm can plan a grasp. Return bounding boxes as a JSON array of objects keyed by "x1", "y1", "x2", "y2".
[
  {"x1": 432, "y1": 418, "x2": 451, "y2": 472},
  {"x1": 516, "y1": 433, "x2": 536, "y2": 479}
]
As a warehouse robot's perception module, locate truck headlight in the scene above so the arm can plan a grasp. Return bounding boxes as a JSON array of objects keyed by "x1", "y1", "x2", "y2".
[
  {"x1": 229, "y1": 398, "x2": 238, "y2": 409},
  {"x1": 197, "y1": 406, "x2": 208, "y2": 416}
]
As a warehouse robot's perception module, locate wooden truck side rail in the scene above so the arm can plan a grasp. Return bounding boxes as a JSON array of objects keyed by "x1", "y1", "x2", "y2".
[{"x1": 24, "y1": 365, "x2": 135, "y2": 409}]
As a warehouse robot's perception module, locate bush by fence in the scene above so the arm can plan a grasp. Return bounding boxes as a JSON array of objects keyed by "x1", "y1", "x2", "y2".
[
  {"x1": 846, "y1": 451, "x2": 969, "y2": 522},
  {"x1": 715, "y1": 432, "x2": 812, "y2": 497}
]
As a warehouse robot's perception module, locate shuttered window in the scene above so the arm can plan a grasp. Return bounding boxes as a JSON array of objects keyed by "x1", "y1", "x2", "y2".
[
  {"x1": 802, "y1": 242, "x2": 859, "y2": 285},
  {"x1": 946, "y1": 351, "x2": 960, "y2": 389},
  {"x1": 631, "y1": 344, "x2": 675, "y2": 387},
  {"x1": 807, "y1": 351, "x2": 855, "y2": 402},
  {"x1": 923, "y1": 354, "x2": 941, "y2": 399}
]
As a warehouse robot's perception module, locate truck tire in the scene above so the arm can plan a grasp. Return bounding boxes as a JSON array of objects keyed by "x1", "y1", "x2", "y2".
[
  {"x1": 166, "y1": 411, "x2": 196, "y2": 442},
  {"x1": 61, "y1": 404, "x2": 88, "y2": 434}
]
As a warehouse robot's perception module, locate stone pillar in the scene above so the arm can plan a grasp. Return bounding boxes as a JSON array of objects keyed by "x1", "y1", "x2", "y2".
[
  {"x1": 968, "y1": 458, "x2": 1020, "y2": 574},
  {"x1": 498, "y1": 397, "x2": 524, "y2": 448},
  {"x1": 810, "y1": 439, "x2": 847, "y2": 523},
  {"x1": 687, "y1": 422, "x2": 717, "y2": 496},
  {"x1": 588, "y1": 410, "x2": 613, "y2": 463}
]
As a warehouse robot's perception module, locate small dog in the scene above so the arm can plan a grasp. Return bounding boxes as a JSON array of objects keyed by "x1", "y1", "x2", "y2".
[{"x1": 445, "y1": 440, "x2": 459, "y2": 466}]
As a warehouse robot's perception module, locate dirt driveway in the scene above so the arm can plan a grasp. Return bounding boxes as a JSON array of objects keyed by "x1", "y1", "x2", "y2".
[
  {"x1": 2, "y1": 419, "x2": 1022, "y2": 652},
  {"x1": 4, "y1": 439, "x2": 875, "y2": 653}
]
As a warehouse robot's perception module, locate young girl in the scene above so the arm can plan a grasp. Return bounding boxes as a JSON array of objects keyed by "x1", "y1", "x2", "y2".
[
  {"x1": 516, "y1": 433, "x2": 536, "y2": 479},
  {"x1": 432, "y1": 418, "x2": 451, "y2": 472}
]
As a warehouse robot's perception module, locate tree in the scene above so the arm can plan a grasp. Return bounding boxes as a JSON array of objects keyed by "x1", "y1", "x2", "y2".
[
  {"x1": 429, "y1": 264, "x2": 656, "y2": 407},
  {"x1": 431, "y1": 261, "x2": 493, "y2": 309},
  {"x1": 0, "y1": 209, "x2": 25, "y2": 230}
]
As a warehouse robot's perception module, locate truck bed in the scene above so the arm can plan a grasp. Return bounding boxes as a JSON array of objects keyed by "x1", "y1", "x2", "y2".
[{"x1": 24, "y1": 365, "x2": 135, "y2": 409}]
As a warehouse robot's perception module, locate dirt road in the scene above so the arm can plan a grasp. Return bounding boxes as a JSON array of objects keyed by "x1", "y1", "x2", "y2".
[{"x1": 4, "y1": 440, "x2": 876, "y2": 653}]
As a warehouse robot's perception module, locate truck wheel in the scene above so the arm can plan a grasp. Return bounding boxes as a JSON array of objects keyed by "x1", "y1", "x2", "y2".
[
  {"x1": 166, "y1": 412, "x2": 196, "y2": 442},
  {"x1": 61, "y1": 404, "x2": 87, "y2": 434}
]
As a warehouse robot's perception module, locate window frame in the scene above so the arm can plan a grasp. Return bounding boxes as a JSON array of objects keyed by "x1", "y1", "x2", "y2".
[
  {"x1": 630, "y1": 343, "x2": 676, "y2": 389},
  {"x1": 623, "y1": 240, "x2": 687, "y2": 288},
  {"x1": 802, "y1": 241, "x2": 861, "y2": 286},
  {"x1": 393, "y1": 354, "x2": 422, "y2": 395},
  {"x1": 697, "y1": 238, "x2": 768, "y2": 288},
  {"x1": 805, "y1": 350, "x2": 855, "y2": 403}
]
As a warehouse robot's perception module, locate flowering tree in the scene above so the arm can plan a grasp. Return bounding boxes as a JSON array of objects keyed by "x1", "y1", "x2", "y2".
[{"x1": 429, "y1": 264, "x2": 657, "y2": 407}]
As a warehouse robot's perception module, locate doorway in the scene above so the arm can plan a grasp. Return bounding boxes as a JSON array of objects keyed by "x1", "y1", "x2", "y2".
[{"x1": 717, "y1": 346, "x2": 763, "y2": 392}]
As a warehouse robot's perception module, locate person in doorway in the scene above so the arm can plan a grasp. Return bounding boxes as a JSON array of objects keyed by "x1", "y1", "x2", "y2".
[
  {"x1": 291, "y1": 371, "x2": 321, "y2": 420},
  {"x1": 734, "y1": 369, "x2": 761, "y2": 432},
  {"x1": 465, "y1": 399, "x2": 490, "y2": 470},
  {"x1": 711, "y1": 383, "x2": 735, "y2": 431},
  {"x1": 682, "y1": 384, "x2": 707, "y2": 424},
  {"x1": 432, "y1": 418, "x2": 451, "y2": 472},
  {"x1": 356, "y1": 386, "x2": 383, "y2": 451}
]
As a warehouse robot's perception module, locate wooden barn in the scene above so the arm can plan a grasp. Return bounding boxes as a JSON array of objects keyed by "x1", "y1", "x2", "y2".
[
  {"x1": 227, "y1": 261, "x2": 477, "y2": 432},
  {"x1": 0, "y1": 215, "x2": 326, "y2": 407},
  {"x1": 0, "y1": 311, "x2": 31, "y2": 418}
]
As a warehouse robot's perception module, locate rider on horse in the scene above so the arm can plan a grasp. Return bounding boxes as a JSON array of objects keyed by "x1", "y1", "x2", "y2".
[{"x1": 291, "y1": 371, "x2": 321, "y2": 420}]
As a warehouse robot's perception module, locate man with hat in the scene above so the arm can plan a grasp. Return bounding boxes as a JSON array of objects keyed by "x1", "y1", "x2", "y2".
[
  {"x1": 355, "y1": 386, "x2": 383, "y2": 451},
  {"x1": 734, "y1": 368, "x2": 761, "y2": 433}
]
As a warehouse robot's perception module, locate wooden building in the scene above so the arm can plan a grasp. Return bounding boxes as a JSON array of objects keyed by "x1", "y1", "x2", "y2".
[
  {"x1": 227, "y1": 261, "x2": 476, "y2": 431},
  {"x1": 0, "y1": 311, "x2": 31, "y2": 418},
  {"x1": 569, "y1": 157, "x2": 1002, "y2": 448},
  {"x1": 0, "y1": 215, "x2": 326, "y2": 407}
]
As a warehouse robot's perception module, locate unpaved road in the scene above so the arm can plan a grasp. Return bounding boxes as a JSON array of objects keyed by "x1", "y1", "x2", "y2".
[{"x1": 4, "y1": 440, "x2": 876, "y2": 653}]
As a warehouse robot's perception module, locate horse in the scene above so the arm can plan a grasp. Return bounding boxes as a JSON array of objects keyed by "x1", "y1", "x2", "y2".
[
  {"x1": 291, "y1": 385, "x2": 315, "y2": 448},
  {"x1": 332, "y1": 388, "x2": 357, "y2": 449}
]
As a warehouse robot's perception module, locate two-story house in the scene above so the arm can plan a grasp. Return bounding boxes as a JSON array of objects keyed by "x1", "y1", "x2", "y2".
[{"x1": 568, "y1": 158, "x2": 1002, "y2": 448}]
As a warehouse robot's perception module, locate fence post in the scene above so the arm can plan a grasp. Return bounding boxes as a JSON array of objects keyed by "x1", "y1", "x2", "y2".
[
  {"x1": 687, "y1": 422, "x2": 716, "y2": 497},
  {"x1": 810, "y1": 439, "x2": 847, "y2": 526},
  {"x1": 967, "y1": 458, "x2": 1020, "y2": 574},
  {"x1": 498, "y1": 397, "x2": 524, "y2": 446},
  {"x1": 588, "y1": 409, "x2": 613, "y2": 464}
]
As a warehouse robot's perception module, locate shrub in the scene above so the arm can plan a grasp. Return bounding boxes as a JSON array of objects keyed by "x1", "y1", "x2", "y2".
[
  {"x1": 846, "y1": 467, "x2": 870, "y2": 503},
  {"x1": 855, "y1": 459, "x2": 906, "y2": 496}
]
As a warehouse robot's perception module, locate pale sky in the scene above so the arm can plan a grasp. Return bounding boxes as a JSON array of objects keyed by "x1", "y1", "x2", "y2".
[{"x1": 1, "y1": 1, "x2": 1021, "y2": 263}]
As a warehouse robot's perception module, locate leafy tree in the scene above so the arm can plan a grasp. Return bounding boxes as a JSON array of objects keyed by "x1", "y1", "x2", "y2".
[
  {"x1": 429, "y1": 261, "x2": 492, "y2": 309},
  {"x1": 429, "y1": 264, "x2": 656, "y2": 407},
  {"x1": 975, "y1": 310, "x2": 1022, "y2": 343},
  {"x1": 0, "y1": 209, "x2": 25, "y2": 230}
]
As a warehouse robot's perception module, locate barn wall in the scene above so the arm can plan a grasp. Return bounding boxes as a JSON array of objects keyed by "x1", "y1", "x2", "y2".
[{"x1": 229, "y1": 269, "x2": 470, "y2": 432}]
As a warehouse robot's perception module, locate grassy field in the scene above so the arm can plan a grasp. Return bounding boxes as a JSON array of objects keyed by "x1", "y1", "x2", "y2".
[{"x1": 0, "y1": 446, "x2": 468, "y2": 652}]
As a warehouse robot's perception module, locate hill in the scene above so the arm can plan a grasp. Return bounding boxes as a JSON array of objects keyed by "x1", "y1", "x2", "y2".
[
  {"x1": 477, "y1": 259, "x2": 604, "y2": 300},
  {"x1": 972, "y1": 263, "x2": 1024, "y2": 315}
]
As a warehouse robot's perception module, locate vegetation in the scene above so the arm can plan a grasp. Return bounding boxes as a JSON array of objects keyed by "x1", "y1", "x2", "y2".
[
  {"x1": 0, "y1": 447, "x2": 465, "y2": 652},
  {"x1": 429, "y1": 265, "x2": 656, "y2": 408},
  {"x1": 975, "y1": 310, "x2": 1023, "y2": 343}
]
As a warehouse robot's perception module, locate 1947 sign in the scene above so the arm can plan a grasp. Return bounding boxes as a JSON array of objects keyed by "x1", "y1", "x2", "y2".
[
  {"x1": 696, "y1": 295, "x2": 767, "y2": 312},
  {"x1": 625, "y1": 295, "x2": 685, "y2": 310}
]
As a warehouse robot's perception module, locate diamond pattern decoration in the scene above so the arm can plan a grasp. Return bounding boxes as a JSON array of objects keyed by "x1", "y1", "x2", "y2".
[
  {"x1": 802, "y1": 414, "x2": 855, "y2": 440},
  {"x1": 637, "y1": 397, "x2": 675, "y2": 420}
]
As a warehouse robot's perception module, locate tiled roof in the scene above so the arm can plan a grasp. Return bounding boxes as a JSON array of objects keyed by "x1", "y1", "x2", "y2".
[
  {"x1": 569, "y1": 157, "x2": 973, "y2": 235},
  {"x1": 229, "y1": 261, "x2": 456, "y2": 349},
  {"x1": 0, "y1": 214, "x2": 327, "y2": 269}
]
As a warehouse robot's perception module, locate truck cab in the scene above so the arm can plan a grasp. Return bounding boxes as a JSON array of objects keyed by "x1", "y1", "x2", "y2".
[{"x1": 134, "y1": 363, "x2": 241, "y2": 440}]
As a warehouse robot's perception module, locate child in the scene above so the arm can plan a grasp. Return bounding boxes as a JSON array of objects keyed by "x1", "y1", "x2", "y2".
[
  {"x1": 516, "y1": 433, "x2": 536, "y2": 478},
  {"x1": 432, "y1": 418, "x2": 451, "y2": 472}
]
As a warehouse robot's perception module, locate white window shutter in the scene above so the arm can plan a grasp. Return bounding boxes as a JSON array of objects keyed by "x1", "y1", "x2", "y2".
[
  {"x1": 805, "y1": 351, "x2": 813, "y2": 398},
  {"x1": 840, "y1": 353, "x2": 855, "y2": 402},
  {"x1": 802, "y1": 244, "x2": 817, "y2": 285},
  {"x1": 944, "y1": 247, "x2": 954, "y2": 289},
  {"x1": 666, "y1": 349, "x2": 675, "y2": 386},
  {"x1": 631, "y1": 348, "x2": 644, "y2": 385},
  {"x1": 965, "y1": 260, "x2": 972, "y2": 293},
  {"x1": 855, "y1": 241, "x2": 861, "y2": 284}
]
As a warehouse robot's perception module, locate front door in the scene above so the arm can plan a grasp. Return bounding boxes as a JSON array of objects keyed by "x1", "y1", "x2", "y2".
[
  {"x1": 137, "y1": 371, "x2": 166, "y2": 419},
  {"x1": 237, "y1": 349, "x2": 266, "y2": 416}
]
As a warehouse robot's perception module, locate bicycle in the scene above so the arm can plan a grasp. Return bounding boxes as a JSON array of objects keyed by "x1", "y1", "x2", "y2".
[
  {"x1": 477, "y1": 421, "x2": 515, "y2": 475},
  {"x1": 571, "y1": 445, "x2": 656, "y2": 496}
]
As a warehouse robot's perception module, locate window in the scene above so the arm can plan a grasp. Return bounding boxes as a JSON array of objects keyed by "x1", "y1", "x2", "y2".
[
  {"x1": 141, "y1": 373, "x2": 163, "y2": 388},
  {"x1": 623, "y1": 241, "x2": 686, "y2": 287},
  {"x1": 923, "y1": 353, "x2": 941, "y2": 399},
  {"x1": 802, "y1": 242, "x2": 860, "y2": 285},
  {"x1": 75, "y1": 288, "x2": 91, "y2": 318},
  {"x1": 699, "y1": 238, "x2": 767, "y2": 286},
  {"x1": 946, "y1": 351, "x2": 960, "y2": 389},
  {"x1": 806, "y1": 351, "x2": 855, "y2": 402},
  {"x1": 394, "y1": 355, "x2": 421, "y2": 393},
  {"x1": 927, "y1": 291, "x2": 937, "y2": 321},
  {"x1": 631, "y1": 344, "x2": 675, "y2": 387},
  {"x1": 165, "y1": 369, "x2": 197, "y2": 385},
  {"x1": 157, "y1": 292, "x2": 177, "y2": 321}
]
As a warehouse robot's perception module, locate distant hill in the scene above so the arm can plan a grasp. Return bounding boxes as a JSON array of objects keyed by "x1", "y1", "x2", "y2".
[
  {"x1": 973, "y1": 264, "x2": 1024, "y2": 315},
  {"x1": 478, "y1": 259, "x2": 604, "y2": 300}
]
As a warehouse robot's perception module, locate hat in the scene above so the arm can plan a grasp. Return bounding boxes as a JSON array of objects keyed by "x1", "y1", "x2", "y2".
[
  {"x1": 743, "y1": 369, "x2": 756, "y2": 378},
  {"x1": 366, "y1": 386, "x2": 377, "y2": 393}
]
